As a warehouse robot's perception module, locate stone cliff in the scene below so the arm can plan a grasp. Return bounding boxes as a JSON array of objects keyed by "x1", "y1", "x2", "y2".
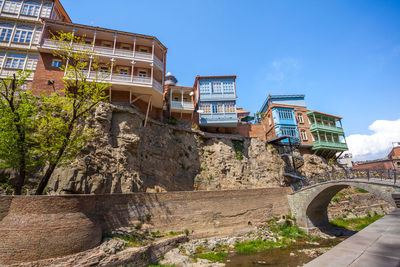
[{"x1": 47, "y1": 103, "x2": 339, "y2": 194}]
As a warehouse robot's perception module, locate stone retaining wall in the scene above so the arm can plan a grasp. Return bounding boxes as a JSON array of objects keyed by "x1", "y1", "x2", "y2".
[{"x1": 0, "y1": 187, "x2": 291, "y2": 265}]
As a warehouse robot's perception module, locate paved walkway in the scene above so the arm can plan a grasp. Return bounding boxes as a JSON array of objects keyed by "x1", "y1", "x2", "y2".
[{"x1": 305, "y1": 209, "x2": 400, "y2": 267}]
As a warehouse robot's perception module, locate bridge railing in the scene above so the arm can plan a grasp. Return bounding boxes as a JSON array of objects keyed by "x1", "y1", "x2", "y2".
[{"x1": 293, "y1": 169, "x2": 398, "y2": 191}]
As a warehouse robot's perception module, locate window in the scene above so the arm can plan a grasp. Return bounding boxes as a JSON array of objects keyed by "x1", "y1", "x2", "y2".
[
  {"x1": 138, "y1": 46, "x2": 149, "y2": 53},
  {"x1": 25, "y1": 55, "x2": 38, "y2": 70},
  {"x1": 21, "y1": 1, "x2": 40, "y2": 16},
  {"x1": 100, "y1": 66, "x2": 109, "y2": 73},
  {"x1": 301, "y1": 130, "x2": 307, "y2": 141},
  {"x1": 3, "y1": 0, "x2": 22, "y2": 14},
  {"x1": 40, "y1": 2, "x2": 52, "y2": 18},
  {"x1": 297, "y1": 113, "x2": 304, "y2": 123},
  {"x1": 278, "y1": 109, "x2": 293, "y2": 120},
  {"x1": 174, "y1": 97, "x2": 178, "y2": 101},
  {"x1": 5, "y1": 53, "x2": 26, "y2": 69},
  {"x1": 51, "y1": 59, "x2": 61, "y2": 68},
  {"x1": 200, "y1": 103, "x2": 211, "y2": 114},
  {"x1": 212, "y1": 103, "x2": 218, "y2": 114},
  {"x1": 199, "y1": 81, "x2": 211, "y2": 94},
  {"x1": 13, "y1": 26, "x2": 34, "y2": 43},
  {"x1": 119, "y1": 67, "x2": 128, "y2": 75},
  {"x1": 224, "y1": 102, "x2": 235, "y2": 113},
  {"x1": 32, "y1": 28, "x2": 41, "y2": 44},
  {"x1": 83, "y1": 38, "x2": 92, "y2": 45},
  {"x1": 0, "y1": 23, "x2": 13, "y2": 42},
  {"x1": 222, "y1": 81, "x2": 234, "y2": 93},
  {"x1": 121, "y1": 44, "x2": 131, "y2": 50},
  {"x1": 102, "y1": 41, "x2": 112, "y2": 48},
  {"x1": 138, "y1": 70, "x2": 147, "y2": 77},
  {"x1": 212, "y1": 81, "x2": 222, "y2": 93},
  {"x1": 268, "y1": 115, "x2": 272, "y2": 126}
]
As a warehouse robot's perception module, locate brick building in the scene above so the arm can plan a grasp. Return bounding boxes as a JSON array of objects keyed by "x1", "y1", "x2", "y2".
[
  {"x1": 352, "y1": 145, "x2": 400, "y2": 171},
  {"x1": 258, "y1": 94, "x2": 348, "y2": 159},
  {"x1": 0, "y1": 0, "x2": 69, "y2": 87}
]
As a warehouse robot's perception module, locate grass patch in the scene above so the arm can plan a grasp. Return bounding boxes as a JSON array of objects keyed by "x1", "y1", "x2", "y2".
[
  {"x1": 354, "y1": 187, "x2": 368, "y2": 193},
  {"x1": 195, "y1": 252, "x2": 228, "y2": 263},
  {"x1": 234, "y1": 239, "x2": 286, "y2": 254},
  {"x1": 330, "y1": 214, "x2": 383, "y2": 231},
  {"x1": 232, "y1": 140, "x2": 244, "y2": 161}
]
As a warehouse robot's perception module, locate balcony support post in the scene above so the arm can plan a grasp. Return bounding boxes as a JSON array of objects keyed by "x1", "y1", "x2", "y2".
[
  {"x1": 92, "y1": 31, "x2": 96, "y2": 52},
  {"x1": 113, "y1": 34, "x2": 117, "y2": 55},
  {"x1": 324, "y1": 132, "x2": 327, "y2": 142},
  {"x1": 130, "y1": 61, "x2": 135, "y2": 82},
  {"x1": 0, "y1": 52, "x2": 7, "y2": 74},
  {"x1": 317, "y1": 130, "x2": 320, "y2": 142},
  {"x1": 64, "y1": 29, "x2": 75, "y2": 76},
  {"x1": 87, "y1": 56, "x2": 93, "y2": 79},
  {"x1": 17, "y1": 0, "x2": 25, "y2": 19},
  {"x1": 0, "y1": 0, "x2": 5, "y2": 13},
  {"x1": 8, "y1": 23, "x2": 17, "y2": 47},
  {"x1": 29, "y1": 25, "x2": 37, "y2": 49},
  {"x1": 110, "y1": 58, "x2": 115, "y2": 81},
  {"x1": 151, "y1": 40, "x2": 155, "y2": 60},
  {"x1": 150, "y1": 63, "x2": 154, "y2": 84},
  {"x1": 144, "y1": 95, "x2": 152, "y2": 127},
  {"x1": 132, "y1": 38, "x2": 136, "y2": 58},
  {"x1": 22, "y1": 52, "x2": 28, "y2": 71},
  {"x1": 181, "y1": 90, "x2": 183, "y2": 106},
  {"x1": 37, "y1": 1, "x2": 44, "y2": 20}
]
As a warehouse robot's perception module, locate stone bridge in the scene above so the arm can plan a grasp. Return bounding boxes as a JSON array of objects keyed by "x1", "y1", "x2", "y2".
[{"x1": 288, "y1": 178, "x2": 400, "y2": 229}]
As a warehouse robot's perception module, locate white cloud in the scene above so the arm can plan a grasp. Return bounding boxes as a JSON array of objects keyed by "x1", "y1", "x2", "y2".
[
  {"x1": 265, "y1": 58, "x2": 301, "y2": 83},
  {"x1": 346, "y1": 118, "x2": 400, "y2": 161}
]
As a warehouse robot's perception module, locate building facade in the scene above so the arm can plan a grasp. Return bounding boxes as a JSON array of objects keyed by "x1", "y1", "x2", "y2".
[
  {"x1": 258, "y1": 94, "x2": 348, "y2": 159},
  {"x1": 31, "y1": 19, "x2": 167, "y2": 120},
  {"x1": 163, "y1": 72, "x2": 195, "y2": 121},
  {"x1": 194, "y1": 75, "x2": 238, "y2": 132},
  {"x1": 259, "y1": 95, "x2": 313, "y2": 149},
  {"x1": 352, "y1": 145, "x2": 400, "y2": 171},
  {"x1": 0, "y1": 0, "x2": 69, "y2": 87}
]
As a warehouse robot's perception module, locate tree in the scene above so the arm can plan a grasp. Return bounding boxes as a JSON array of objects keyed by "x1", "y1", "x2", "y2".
[
  {"x1": 0, "y1": 72, "x2": 39, "y2": 195},
  {"x1": 34, "y1": 31, "x2": 110, "y2": 194}
]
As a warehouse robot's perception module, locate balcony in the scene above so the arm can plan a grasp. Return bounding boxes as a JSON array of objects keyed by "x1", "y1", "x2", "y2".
[
  {"x1": 170, "y1": 101, "x2": 194, "y2": 112},
  {"x1": 312, "y1": 140, "x2": 348, "y2": 151},
  {"x1": 70, "y1": 70, "x2": 163, "y2": 94},
  {"x1": 199, "y1": 92, "x2": 236, "y2": 101},
  {"x1": 0, "y1": 69, "x2": 35, "y2": 80},
  {"x1": 199, "y1": 113, "x2": 238, "y2": 127},
  {"x1": 310, "y1": 123, "x2": 344, "y2": 134},
  {"x1": 40, "y1": 39, "x2": 164, "y2": 70}
]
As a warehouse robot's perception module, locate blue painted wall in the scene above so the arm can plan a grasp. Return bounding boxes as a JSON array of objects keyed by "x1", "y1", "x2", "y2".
[
  {"x1": 198, "y1": 77, "x2": 237, "y2": 127},
  {"x1": 271, "y1": 107, "x2": 300, "y2": 142}
]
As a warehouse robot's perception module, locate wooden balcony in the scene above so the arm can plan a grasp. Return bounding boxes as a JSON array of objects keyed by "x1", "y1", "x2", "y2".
[
  {"x1": 40, "y1": 39, "x2": 164, "y2": 70},
  {"x1": 68, "y1": 70, "x2": 163, "y2": 94},
  {"x1": 170, "y1": 100, "x2": 194, "y2": 112},
  {"x1": 310, "y1": 123, "x2": 344, "y2": 134},
  {"x1": 312, "y1": 140, "x2": 348, "y2": 151}
]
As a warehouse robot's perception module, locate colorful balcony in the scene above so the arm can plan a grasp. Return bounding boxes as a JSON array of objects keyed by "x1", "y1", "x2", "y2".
[
  {"x1": 312, "y1": 140, "x2": 348, "y2": 151},
  {"x1": 310, "y1": 123, "x2": 345, "y2": 135}
]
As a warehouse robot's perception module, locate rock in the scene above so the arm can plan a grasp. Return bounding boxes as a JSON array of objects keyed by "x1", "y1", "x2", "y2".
[{"x1": 47, "y1": 103, "x2": 286, "y2": 194}]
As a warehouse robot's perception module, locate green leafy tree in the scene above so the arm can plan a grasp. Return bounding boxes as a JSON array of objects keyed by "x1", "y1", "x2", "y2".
[
  {"x1": 0, "y1": 72, "x2": 39, "y2": 195},
  {"x1": 34, "y1": 31, "x2": 110, "y2": 194}
]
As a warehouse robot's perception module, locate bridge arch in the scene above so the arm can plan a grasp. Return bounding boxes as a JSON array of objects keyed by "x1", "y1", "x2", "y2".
[{"x1": 288, "y1": 180, "x2": 399, "y2": 229}]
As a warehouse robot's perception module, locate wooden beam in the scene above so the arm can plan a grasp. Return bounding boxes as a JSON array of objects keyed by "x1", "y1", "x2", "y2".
[
  {"x1": 144, "y1": 95, "x2": 152, "y2": 127},
  {"x1": 131, "y1": 94, "x2": 152, "y2": 104}
]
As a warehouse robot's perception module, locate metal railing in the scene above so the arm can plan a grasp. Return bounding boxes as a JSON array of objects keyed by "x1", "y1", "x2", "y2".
[
  {"x1": 40, "y1": 39, "x2": 164, "y2": 70},
  {"x1": 292, "y1": 169, "x2": 399, "y2": 192},
  {"x1": 310, "y1": 123, "x2": 344, "y2": 133}
]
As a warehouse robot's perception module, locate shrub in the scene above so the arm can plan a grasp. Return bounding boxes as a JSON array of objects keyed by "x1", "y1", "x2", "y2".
[
  {"x1": 184, "y1": 229, "x2": 189, "y2": 236},
  {"x1": 232, "y1": 140, "x2": 244, "y2": 160},
  {"x1": 167, "y1": 117, "x2": 178, "y2": 125}
]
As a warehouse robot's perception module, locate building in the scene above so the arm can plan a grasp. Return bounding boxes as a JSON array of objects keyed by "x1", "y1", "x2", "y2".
[
  {"x1": 194, "y1": 75, "x2": 238, "y2": 132},
  {"x1": 352, "y1": 145, "x2": 400, "y2": 171},
  {"x1": 0, "y1": 0, "x2": 70, "y2": 87},
  {"x1": 237, "y1": 107, "x2": 251, "y2": 122},
  {"x1": 32, "y1": 18, "x2": 167, "y2": 120},
  {"x1": 258, "y1": 94, "x2": 348, "y2": 159},
  {"x1": 306, "y1": 111, "x2": 348, "y2": 158},
  {"x1": 337, "y1": 152, "x2": 353, "y2": 168},
  {"x1": 163, "y1": 72, "x2": 195, "y2": 121},
  {"x1": 259, "y1": 95, "x2": 313, "y2": 150}
]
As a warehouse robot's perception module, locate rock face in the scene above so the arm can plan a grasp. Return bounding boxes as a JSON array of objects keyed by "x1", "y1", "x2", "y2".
[
  {"x1": 299, "y1": 154, "x2": 342, "y2": 179},
  {"x1": 47, "y1": 103, "x2": 286, "y2": 194}
]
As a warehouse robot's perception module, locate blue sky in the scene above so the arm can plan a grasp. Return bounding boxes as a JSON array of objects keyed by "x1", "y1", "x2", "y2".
[{"x1": 62, "y1": 0, "x2": 400, "y2": 160}]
